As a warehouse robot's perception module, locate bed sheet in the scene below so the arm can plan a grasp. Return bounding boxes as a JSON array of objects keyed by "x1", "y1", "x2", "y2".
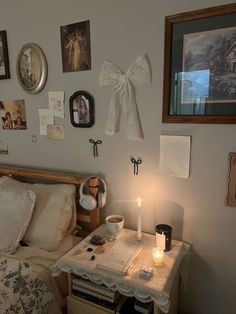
[{"x1": 12, "y1": 235, "x2": 81, "y2": 314}]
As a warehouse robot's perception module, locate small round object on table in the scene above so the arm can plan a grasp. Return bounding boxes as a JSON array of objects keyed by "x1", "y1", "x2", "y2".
[{"x1": 90, "y1": 234, "x2": 105, "y2": 245}]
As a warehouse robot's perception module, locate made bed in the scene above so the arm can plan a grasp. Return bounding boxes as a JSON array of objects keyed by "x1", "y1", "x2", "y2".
[{"x1": 0, "y1": 164, "x2": 102, "y2": 314}]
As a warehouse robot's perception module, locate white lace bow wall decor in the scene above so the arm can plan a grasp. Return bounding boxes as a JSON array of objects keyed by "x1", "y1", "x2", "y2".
[{"x1": 99, "y1": 55, "x2": 151, "y2": 141}]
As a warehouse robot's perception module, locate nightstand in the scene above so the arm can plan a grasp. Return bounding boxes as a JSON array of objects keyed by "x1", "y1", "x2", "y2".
[{"x1": 52, "y1": 225, "x2": 190, "y2": 314}]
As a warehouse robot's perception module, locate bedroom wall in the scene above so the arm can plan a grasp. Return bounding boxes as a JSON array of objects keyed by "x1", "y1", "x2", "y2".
[{"x1": 0, "y1": 0, "x2": 235, "y2": 313}]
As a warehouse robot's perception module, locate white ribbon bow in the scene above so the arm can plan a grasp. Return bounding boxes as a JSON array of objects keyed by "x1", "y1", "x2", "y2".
[{"x1": 99, "y1": 55, "x2": 151, "y2": 141}]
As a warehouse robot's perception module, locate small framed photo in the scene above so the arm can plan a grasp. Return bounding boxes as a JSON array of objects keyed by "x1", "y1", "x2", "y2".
[
  {"x1": 69, "y1": 91, "x2": 94, "y2": 128},
  {"x1": 16, "y1": 43, "x2": 47, "y2": 94},
  {"x1": 0, "y1": 30, "x2": 10, "y2": 79}
]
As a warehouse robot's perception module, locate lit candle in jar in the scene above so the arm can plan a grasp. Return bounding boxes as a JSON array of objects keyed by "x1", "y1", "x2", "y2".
[
  {"x1": 137, "y1": 198, "x2": 142, "y2": 241},
  {"x1": 152, "y1": 247, "x2": 164, "y2": 266}
]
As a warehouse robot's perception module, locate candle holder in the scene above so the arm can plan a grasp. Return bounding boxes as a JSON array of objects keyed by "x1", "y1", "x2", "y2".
[{"x1": 152, "y1": 247, "x2": 164, "y2": 266}]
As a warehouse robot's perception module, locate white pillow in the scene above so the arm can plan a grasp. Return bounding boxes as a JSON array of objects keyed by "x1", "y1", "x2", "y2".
[
  {"x1": 0, "y1": 185, "x2": 36, "y2": 253},
  {"x1": 0, "y1": 176, "x2": 76, "y2": 251}
]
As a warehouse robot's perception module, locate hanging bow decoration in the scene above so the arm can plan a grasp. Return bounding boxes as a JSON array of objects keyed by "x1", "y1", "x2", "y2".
[
  {"x1": 99, "y1": 55, "x2": 151, "y2": 141},
  {"x1": 130, "y1": 157, "x2": 142, "y2": 175},
  {"x1": 89, "y1": 138, "x2": 102, "y2": 157}
]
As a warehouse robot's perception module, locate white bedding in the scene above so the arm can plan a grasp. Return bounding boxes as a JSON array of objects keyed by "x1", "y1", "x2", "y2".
[{"x1": 11, "y1": 235, "x2": 81, "y2": 314}]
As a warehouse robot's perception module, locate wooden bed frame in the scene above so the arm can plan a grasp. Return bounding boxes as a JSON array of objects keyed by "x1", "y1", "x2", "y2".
[{"x1": 0, "y1": 164, "x2": 101, "y2": 238}]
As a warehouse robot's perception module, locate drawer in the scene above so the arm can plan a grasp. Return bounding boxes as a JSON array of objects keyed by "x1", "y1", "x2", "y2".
[{"x1": 67, "y1": 295, "x2": 114, "y2": 314}]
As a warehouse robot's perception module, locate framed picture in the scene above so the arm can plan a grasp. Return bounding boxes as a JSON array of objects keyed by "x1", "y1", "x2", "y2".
[
  {"x1": 162, "y1": 3, "x2": 236, "y2": 123},
  {"x1": 225, "y1": 152, "x2": 236, "y2": 207},
  {"x1": 16, "y1": 43, "x2": 47, "y2": 94},
  {"x1": 1, "y1": 99, "x2": 27, "y2": 130},
  {"x1": 69, "y1": 91, "x2": 94, "y2": 128},
  {"x1": 60, "y1": 20, "x2": 91, "y2": 73},
  {"x1": 0, "y1": 30, "x2": 10, "y2": 79}
]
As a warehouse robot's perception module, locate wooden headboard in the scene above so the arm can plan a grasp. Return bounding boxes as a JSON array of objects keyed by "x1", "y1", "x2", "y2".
[{"x1": 0, "y1": 164, "x2": 100, "y2": 238}]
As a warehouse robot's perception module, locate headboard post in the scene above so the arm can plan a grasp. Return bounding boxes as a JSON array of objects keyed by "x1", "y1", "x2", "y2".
[{"x1": 88, "y1": 177, "x2": 100, "y2": 231}]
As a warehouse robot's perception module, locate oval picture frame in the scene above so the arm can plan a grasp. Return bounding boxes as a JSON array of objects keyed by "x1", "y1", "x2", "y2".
[
  {"x1": 69, "y1": 91, "x2": 94, "y2": 128},
  {"x1": 16, "y1": 43, "x2": 47, "y2": 94}
]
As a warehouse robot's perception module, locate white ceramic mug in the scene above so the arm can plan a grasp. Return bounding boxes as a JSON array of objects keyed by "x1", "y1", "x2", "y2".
[{"x1": 105, "y1": 215, "x2": 124, "y2": 239}]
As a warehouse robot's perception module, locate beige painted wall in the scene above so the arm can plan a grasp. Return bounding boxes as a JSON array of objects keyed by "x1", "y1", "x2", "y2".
[{"x1": 0, "y1": 1, "x2": 235, "y2": 313}]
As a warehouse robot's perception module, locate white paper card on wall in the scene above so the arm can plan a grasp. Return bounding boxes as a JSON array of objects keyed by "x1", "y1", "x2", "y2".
[
  {"x1": 159, "y1": 135, "x2": 191, "y2": 178},
  {"x1": 38, "y1": 109, "x2": 54, "y2": 135},
  {"x1": 48, "y1": 91, "x2": 65, "y2": 118},
  {"x1": 0, "y1": 138, "x2": 8, "y2": 154},
  {"x1": 47, "y1": 125, "x2": 64, "y2": 140}
]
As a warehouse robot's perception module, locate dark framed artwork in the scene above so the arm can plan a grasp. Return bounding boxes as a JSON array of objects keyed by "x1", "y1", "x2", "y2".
[
  {"x1": 162, "y1": 3, "x2": 236, "y2": 123},
  {"x1": 69, "y1": 91, "x2": 94, "y2": 128},
  {"x1": 16, "y1": 43, "x2": 48, "y2": 94},
  {"x1": 0, "y1": 30, "x2": 10, "y2": 79},
  {"x1": 225, "y1": 152, "x2": 236, "y2": 207},
  {"x1": 60, "y1": 20, "x2": 91, "y2": 73}
]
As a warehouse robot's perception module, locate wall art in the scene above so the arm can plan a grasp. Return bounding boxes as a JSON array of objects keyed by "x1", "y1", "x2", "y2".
[
  {"x1": 47, "y1": 125, "x2": 64, "y2": 140},
  {"x1": 0, "y1": 30, "x2": 10, "y2": 79},
  {"x1": 16, "y1": 43, "x2": 48, "y2": 94},
  {"x1": 99, "y1": 54, "x2": 151, "y2": 141},
  {"x1": 1, "y1": 99, "x2": 27, "y2": 130},
  {"x1": 69, "y1": 91, "x2": 94, "y2": 128},
  {"x1": 162, "y1": 3, "x2": 236, "y2": 123},
  {"x1": 89, "y1": 138, "x2": 102, "y2": 157},
  {"x1": 60, "y1": 20, "x2": 91, "y2": 73},
  {"x1": 48, "y1": 91, "x2": 65, "y2": 119},
  {"x1": 0, "y1": 138, "x2": 8, "y2": 154},
  {"x1": 130, "y1": 157, "x2": 142, "y2": 175},
  {"x1": 225, "y1": 152, "x2": 236, "y2": 207}
]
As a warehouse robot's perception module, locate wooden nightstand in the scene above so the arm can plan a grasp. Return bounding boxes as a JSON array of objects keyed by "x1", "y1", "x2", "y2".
[{"x1": 52, "y1": 225, "x2": 190, "y2": 314}]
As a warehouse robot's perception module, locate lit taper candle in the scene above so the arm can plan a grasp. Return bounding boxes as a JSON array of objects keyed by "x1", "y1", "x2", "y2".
[{"x1": 137, "y1": 198, "x2": 142, "y2": 241}]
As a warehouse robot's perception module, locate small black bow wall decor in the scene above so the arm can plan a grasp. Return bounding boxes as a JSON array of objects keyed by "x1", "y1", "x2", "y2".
[
  {"x1": 130, "y1": 157, "x2": 142, "y2": 175},
  {"x1": 89, "y1": 138, "x2": 102, "y2": 157}
]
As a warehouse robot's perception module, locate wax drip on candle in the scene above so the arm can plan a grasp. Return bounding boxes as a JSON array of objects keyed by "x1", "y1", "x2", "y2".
[{"x1": 137, "y1": 198, "x2": 142, "y2": 241}]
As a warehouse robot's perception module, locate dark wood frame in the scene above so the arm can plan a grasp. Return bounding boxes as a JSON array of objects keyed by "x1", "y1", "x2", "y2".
[
  {"x1": 225, "y1": 153, "x2": 236, "y2": 207},
  {"x1": 69, "y1": 90, "x2": 94, "y2": 128},
  {"x1": 162, "y1": 3, "x2": 236, "y2": 124},
  {"x1": 0, "y1": 30, "x2": 10, "y2": 79}
]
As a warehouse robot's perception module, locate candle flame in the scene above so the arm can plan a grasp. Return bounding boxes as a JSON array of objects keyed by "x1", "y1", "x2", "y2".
[{"x1": 137, "y1": 198, "x2": 142, "y2": 207}]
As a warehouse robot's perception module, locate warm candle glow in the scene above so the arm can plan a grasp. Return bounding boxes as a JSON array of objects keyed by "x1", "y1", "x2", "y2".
[
  {"x1": 152, "y1": 247, "x2": 164, "y2": 266},
  {"x1": 137, "y1": 198, "x2": 142, "y2": 207},
  {"x1": 137, "y1": 198, "x2": 142, "y2": 241}
]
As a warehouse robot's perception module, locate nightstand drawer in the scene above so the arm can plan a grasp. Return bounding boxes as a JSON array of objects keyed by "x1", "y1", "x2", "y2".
[{"x1": 67, "y1": 295, "x2": 114, "y2": 314}]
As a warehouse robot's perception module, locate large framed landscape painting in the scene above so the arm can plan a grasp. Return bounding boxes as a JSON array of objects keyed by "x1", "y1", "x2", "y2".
[{"x1": 162, "y1": 3, "x2": 236, "y2": 123}]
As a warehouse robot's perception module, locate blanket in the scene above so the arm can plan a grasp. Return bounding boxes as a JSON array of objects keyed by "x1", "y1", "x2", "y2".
[{"x1": 0, "y1": 255, "x2": 54, "y2": 314}]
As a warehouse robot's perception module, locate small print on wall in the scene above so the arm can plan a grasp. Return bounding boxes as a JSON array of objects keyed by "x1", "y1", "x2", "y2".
[
  {"x1": 0, "y1": 138, "x2": 8, "y2": 154},
  {"x1": 60, "y1": 20, "x2": 91, "y2": 73},
  {"x1": 1, "y1": 99, "x2": 27, "y2": 130}
]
